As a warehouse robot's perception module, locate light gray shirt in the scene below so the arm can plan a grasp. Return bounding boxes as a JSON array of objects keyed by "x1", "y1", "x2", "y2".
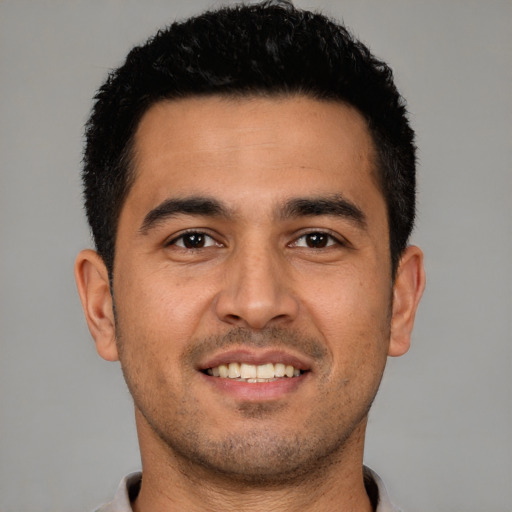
[{"x1": 95, "y1": 467, "x2": 402, "y2": 511}]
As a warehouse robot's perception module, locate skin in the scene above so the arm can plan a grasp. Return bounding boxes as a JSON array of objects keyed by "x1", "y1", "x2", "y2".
[{"x1": 75, "y1": 95, "x2": 425, "y2": 512}]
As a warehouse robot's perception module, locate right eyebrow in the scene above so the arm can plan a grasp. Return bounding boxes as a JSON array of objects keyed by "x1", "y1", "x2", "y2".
[{"x1": 139, "y1": 197, "x2": 231, "y2": 234}]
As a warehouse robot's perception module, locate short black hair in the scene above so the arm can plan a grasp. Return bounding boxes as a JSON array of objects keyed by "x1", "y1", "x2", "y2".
[{"x1": 83, "y1": 0, "x2": 416, "y2": 278}]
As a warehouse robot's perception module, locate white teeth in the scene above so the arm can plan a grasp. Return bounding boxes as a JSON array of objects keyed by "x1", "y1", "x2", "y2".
[
  {"x1": 240, "y1": 363, "x2": 257, "y2": 379},
  {"x1": 207, "y1": 362, "x2": 303, "y2": 381},
  {"x1": 274, "y1": 363, "x2": 286, "y2": 377},
  {"x1": 256, "y1": 363, "x2": 275, "y2": 379},
  {"x1": 228, "y1": 362, "x2": 241, "y2": 378}
]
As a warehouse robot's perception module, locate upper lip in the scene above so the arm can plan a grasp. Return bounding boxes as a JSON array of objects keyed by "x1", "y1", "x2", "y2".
[{"x1": 198, "y1": 348, "x2": 313, "y2": 372}]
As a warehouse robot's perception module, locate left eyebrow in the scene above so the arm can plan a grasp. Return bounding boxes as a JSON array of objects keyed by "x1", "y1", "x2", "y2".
[
  {"x1": 280, "y1": 195, "x2": 367, "y2": 229},
  {"x1": 139, "y1": 196, "x2": 231, "y2": 234}
]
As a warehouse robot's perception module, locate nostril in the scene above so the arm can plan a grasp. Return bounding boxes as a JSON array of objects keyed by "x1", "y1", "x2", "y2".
[{"x1": 222, "y1": 313, "x2": 243, "y2": 324}]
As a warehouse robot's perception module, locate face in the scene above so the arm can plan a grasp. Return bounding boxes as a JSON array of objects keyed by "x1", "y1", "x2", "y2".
[{"x1": 78, "y1": 95, "x2": 423, "y2": 483}]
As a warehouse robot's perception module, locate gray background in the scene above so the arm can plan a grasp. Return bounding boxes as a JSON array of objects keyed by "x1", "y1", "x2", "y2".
[{"x1": 1, "y1": 1, "x2": 510, "y2": 511}]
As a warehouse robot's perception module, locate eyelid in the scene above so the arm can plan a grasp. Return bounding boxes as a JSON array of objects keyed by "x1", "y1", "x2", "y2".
[
  {"x1": 165, "y1": 229, "x2": 224, "y2": 248},
  {"x1": 289, "y1": 229, "x2": 348, "y2": 248}
]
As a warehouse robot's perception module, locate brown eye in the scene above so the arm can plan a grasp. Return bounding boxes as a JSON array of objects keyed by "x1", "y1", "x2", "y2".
[
  {"x1": 182, "y1": 233, "x2": 206, "y2": 248},
  {"x1": 170, "y1": 232, "x2": 219, "y2": 249},
  {"x1": 291, "y1": 232, "x2": 339, "y2": 249},
  {"x1": 305, "y1": 233, "x2": 329, "y2": 248}
]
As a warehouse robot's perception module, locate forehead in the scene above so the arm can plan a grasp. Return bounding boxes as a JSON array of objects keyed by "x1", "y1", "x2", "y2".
[{"x1": 128, "y1": 95, "x2": 380, "y2": 208}]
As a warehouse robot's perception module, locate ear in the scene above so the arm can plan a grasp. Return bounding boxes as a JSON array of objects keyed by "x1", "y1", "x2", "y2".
[
  {"x1": 74, "y1": 249, "x2": 119, "y2": 361},
  {"x1": 388, "y1": 245, "x2": 426, "y2": 357}
]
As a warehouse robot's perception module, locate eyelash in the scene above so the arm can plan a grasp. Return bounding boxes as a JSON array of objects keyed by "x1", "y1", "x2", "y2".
[
  {"x1": 166, "y1": 230, "x2": 345, "y2": 250},
  {"x1": 167, "y1": 231, "x2": 222, "y2": 249},
  {"x1": 290, "y1": 231, "x2": 344, "y2": 249}
]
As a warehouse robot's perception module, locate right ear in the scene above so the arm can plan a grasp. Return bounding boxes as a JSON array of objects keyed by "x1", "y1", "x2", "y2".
[{"x1": 74, "y1": 249, "x2": 119, "y2": 361}]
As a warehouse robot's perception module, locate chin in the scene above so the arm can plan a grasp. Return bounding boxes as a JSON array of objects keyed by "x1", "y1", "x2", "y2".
[{"x1": 147, "y1": 413, "x2": 364, "y2": 487}]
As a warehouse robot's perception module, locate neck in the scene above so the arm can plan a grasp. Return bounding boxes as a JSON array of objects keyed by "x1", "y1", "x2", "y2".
[{"x1": 132, "y1": 411, "x2": 373, "y2": 512}]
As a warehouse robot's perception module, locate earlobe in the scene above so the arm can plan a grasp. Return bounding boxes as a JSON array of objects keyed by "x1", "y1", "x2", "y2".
[
  {"x1": 388, "y1": 245, "x2": 426, "y2": 357},
  {"x1": 74, "y1": 249, "x2": 119, "y2": 362}
]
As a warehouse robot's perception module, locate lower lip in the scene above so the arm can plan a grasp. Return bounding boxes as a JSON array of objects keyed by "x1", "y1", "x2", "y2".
[{"x1": 200, "y1": 372, "x2": 307, "y2": 401}]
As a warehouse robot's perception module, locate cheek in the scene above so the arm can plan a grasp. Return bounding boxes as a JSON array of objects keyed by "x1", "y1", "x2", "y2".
[
  {"x1": 300, "y1": 266, "x2": 391, "y2": 368},
  {"x1": 112, "y1": 272, "x2": 201, "y2": 408},
  {"x1": 114, "y1": 264, "x2": 217, "y2": 347}
]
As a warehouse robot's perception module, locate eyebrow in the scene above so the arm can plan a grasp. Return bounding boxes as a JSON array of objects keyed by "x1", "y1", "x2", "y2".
[
  {"x1": 139, "y1": 197, "x2": 230, "y2": 234},
  {"x1": 139, "y1": 194, "x2": 367, "y2": 234},
  {"x1": 280, "y1": 195, "x2": 367, "y2": 228}
]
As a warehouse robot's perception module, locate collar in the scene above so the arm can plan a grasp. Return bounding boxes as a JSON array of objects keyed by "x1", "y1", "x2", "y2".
[{"x1": 96, "y1": 466, "x2": 401, "y2": 511}]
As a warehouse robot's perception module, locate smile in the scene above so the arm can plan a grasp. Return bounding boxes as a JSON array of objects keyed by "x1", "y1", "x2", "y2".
[{"x1": 204, "y1": 362, "x2": 303, "y2": 382}]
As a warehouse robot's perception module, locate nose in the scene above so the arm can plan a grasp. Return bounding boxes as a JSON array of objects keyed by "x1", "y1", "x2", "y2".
[{"x1": 214, "y1": 243, "x2": 300, "y2": 330}]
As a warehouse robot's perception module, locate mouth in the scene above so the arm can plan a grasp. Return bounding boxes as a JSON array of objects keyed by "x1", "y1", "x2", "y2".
[
  {"x1": 197, "y1": 350, "x2": 312, "y2": 401},
  {"x1": 203, "y1": 362, "x2": 304, "y2": 383}
]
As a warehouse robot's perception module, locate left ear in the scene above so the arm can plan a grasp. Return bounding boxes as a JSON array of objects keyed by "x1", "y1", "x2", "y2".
[{"x1": 388, "y1": 245, "x2": 426, "y2": 357}]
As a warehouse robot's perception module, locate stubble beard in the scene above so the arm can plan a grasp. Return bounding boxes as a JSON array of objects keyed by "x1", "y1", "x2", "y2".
[{"x1": 116, "y1": 325, "x2": 388, "y2": 487}]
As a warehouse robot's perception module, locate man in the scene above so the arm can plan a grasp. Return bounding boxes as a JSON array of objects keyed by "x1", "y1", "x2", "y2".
[{"x1": 75, "y1": 1, "x2": 425, "y2": 510}]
